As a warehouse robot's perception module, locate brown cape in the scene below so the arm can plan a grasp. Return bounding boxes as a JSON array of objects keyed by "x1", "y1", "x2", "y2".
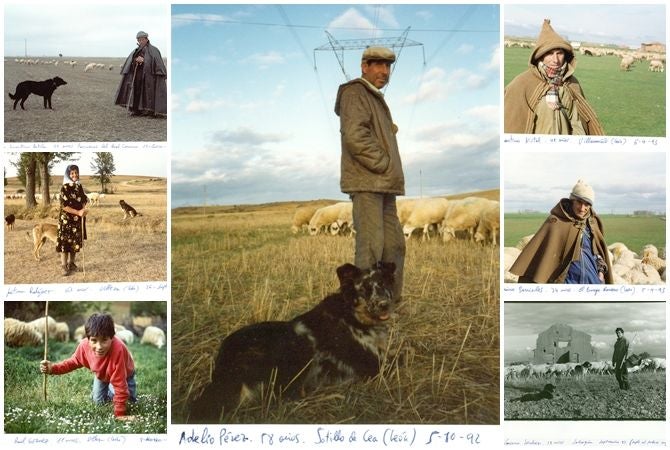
[
  {"x1": 510, "y1": 199, "x2": 613, "y2": 284},
  {"x1": 504, "y1": 19, "x2": 604, "y2": 135}
]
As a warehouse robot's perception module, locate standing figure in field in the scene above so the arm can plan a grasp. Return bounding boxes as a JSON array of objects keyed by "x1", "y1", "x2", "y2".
[
  {"x1": 510, "y1": 179, "x2": 612, "y2": 284},
  {"x1": 612, "y1": 327, "x2": 630, "y2": 390},
  {"x1": 56, "y1": 164, "x2": 88, "y2": 276},
  {"x1": 114, "y1": 31, "x2": 167, "y2": 117},
  {"x1": 504, "y1": 19, "x2": 604, "y2": 135},
  {"x1": 334, "y1": 46, "x2": 405, "y2": 301}
]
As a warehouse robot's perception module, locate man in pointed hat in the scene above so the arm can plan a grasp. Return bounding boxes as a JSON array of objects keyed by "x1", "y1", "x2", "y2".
[
  {"x1": 114, "y1": 31, "x2": 167, "y2": 117},
  {"x1": 334, "y1": 46, "x2": 405, "y2": 302},
  {"x1": 504, "y1": 19, "x2": 604, "y2": 135},
  {"x1": 510, "y1": 179, "x2": 612, "y2": 284}
]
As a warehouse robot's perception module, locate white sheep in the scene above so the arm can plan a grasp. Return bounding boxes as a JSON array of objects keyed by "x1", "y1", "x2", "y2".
[
  {"x1": 308, "y1": 202, "x2": 351, "y2": 236},
  {"x1": 396, "y1": 198, "x2": 418, "y2": 225},
  {"x1": 84, "y1": 62, "x2": 96, "y2": 72},
  {"x1": 54, "y1": 321, "x2": 70, "y2": 342},
  {"x1": 473, "y1": 200, "x2": 500, "y2": 245},
  {"x1": 88, "y1": 192, "x2": 101, "y2": 206},
  {"x1": 74, "y1": 324, "x2": 85, "y2": 341},
  {"x1": 330, "y1": 201, "x2": 354, "y2": 236},
  {"x1": 291, "y1": 205, "x2": 319, "y2": 234},
  {"x1": 641, "y1": 244, "x2": 665, "y2": 275},
  {"x1": 140, "y1": 326, "x2": 166, "y2": 349},
  {"x1": 648, "y1": 59, "x2": 664, "y2": 72},
  {"x1": 28, "y1": 316, "x2": 58, "y2": 340},
  {"x1": 116, "y1": 329, "x2": 135, "y2": 345},
  {"x1": 5, "y1": 318, "x2": 43, "y2": 347},
  {"x1": 440, "y1": 197, "x2": 491, "y2": 242},
  {"x1": 402, "y1": 197, "x2": 449, "y2": 241}
]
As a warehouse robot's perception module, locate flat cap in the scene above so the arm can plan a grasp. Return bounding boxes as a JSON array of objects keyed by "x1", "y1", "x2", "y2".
[
  {"x1": 362, "y1": 46, "x2": 396, "y2": 63},
  {"x1": 136, "y1": 31, "x2": 149, "y2": 39}
]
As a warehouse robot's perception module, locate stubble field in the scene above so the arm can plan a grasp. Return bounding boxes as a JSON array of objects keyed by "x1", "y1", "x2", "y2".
[
  {"x1": 4, "y1": 58, "x2": 166, "y2": 142},
  {"x1": 505, "y1": 372, "x2": 665, "y2": 420},
  {"x1": 4, "y1": 175, "x2": 167, "y2": 284},
  {"x1": 171, "y1": 191, "x2": 500, "y2": 425}
]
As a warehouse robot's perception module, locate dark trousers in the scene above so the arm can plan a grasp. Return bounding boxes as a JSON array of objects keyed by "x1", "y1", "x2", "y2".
[
  {"x1": 614, "y1": 364, "x2": 629, "y2": 389},
  {"x1": 351, "y1": 192, "x2": 405, "y2": 302}
]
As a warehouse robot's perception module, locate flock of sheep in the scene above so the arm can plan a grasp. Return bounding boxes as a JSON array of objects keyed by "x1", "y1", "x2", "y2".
[
  {"x1": 505, "y1": 357, "x2": 666, "y2": 380},
  {"x1": 505, "y1": 238, "x2": 666, "y2": 285},
  {"x1": 292, "y1": 196, "x2": 500, "y2": 245},
  {"x1": 4, "y1": 315, "x2": 166, "y2": 349}
]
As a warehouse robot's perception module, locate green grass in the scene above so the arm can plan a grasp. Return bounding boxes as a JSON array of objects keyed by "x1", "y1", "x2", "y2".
[
  {"x1": 4, "y1": 340, "x2": 167, "y2": 433},
  {"x1": 504, "y1": 213, "x2": 666, "y2": 253},
  {"x1": 504, "y1": 47, "x2": 665, "y2": 136}
]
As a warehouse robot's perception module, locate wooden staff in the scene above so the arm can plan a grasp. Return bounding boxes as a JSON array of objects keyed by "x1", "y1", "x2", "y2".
[
  {"x1": 43, "y1": 301, "x2": 49, "y2": 402},
  {"x1": 81, "y1": 216, "x2": 86, "y2": 279}
]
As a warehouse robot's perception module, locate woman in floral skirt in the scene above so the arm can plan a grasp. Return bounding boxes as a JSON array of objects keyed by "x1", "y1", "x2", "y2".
[{"x1": 57, "y1": 164, "x2": 88, "y2": 276}]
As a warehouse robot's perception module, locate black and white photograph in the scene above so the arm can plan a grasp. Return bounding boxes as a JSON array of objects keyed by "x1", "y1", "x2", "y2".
[{"x1": 504, "y1": 301, "x2": 665, "y2": 420}]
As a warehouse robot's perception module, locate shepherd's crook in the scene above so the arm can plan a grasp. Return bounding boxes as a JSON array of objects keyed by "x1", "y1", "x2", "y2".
[
  {"x1": 81, "y1": 216, "x2": 86, "y2": 279},
  {"x1": 43, "y1": 300, "x2": 49, "y2": 402},
  {"x1": 127, "y1": 63, "x2": 138, "y2": 112}
]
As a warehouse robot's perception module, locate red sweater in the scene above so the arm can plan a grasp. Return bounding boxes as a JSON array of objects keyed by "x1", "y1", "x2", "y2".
[{"x1": 51, "y1": 336, "x2": 135, "y2": 416}]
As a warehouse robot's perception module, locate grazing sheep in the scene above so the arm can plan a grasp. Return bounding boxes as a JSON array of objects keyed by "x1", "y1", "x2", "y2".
[
  {"x1": 402, "y1": 197, "x2": 449, "y2": 240},
  {"x1": 28, "y1": 316, "x2": 58, "y2": 340},
  {"x1": 290, "y1": 205, "x2": 319, "y2": 234},
  {"x1": 141, "y1": 326, "x2": 166, "y2": 349},
  {"x1": 116, "y1": 329, "x2": 135, "y2": 345},
  {"x1": 88, "y1": 192, "x2": 102, "y2": 206},
  {"x1": 330, "y1": 201, "x2": 354, "y2": 236},
  {"x1": 473, "y1": 200, "x2": 500, "y2": 245},
  {"x1": 396, "y1": 198, "x2": 418, "y2": 226},
  {"x1": 648, "y1": 59, "x2": 664, "y2": 72},
  {"x1": 5, "y1": 318, "x2": 43, "y2": 347},
  {"x1": 308, "y1": 202, "x2": 351, "y2": 236},
  {"x1": 84, "y1": 62, "x2": 96, "y2": 73},
  {"x1": 74, "y1": 324, "x2": 85, "y2": 341},
  {"x1": 440, "y1": 197, "x2": 490, "y2": 242},
  {"x1": 54, "y1": 321, "x2": 70, "y2": 342},
  {"x1": 619, "y1": 56, "x2": 635, "y2": 71}
]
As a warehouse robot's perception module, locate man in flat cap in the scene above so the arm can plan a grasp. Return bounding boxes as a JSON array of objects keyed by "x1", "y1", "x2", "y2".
[
  {"x1": 504, "y1": 19, "x2": 603, "y2": 135},
  {"x1": 334, "y1": 46, "x2": 405, "y2": 302},
  {"x1": 612, "y1": 327, "x2": 630, "y2": 390},
  {"x1": 510, "y1": 179, "x2": 612, "y2": 284},
  {"x1": 114, "y1": 31, "x2": 167, "y2": 117}
]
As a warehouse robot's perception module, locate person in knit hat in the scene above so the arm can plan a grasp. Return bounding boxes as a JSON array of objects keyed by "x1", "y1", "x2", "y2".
[
  {"x1": 504, "y1": 19, "x2": 604, "y2": 135},
  {"x1": 510, "y1": 179, "x2": 612, "y2": 284}
]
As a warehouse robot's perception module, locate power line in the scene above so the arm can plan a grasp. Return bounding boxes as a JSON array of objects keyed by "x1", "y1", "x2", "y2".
[{"x1": 172, "y1": 15, "x2": 497, "y2": 34}]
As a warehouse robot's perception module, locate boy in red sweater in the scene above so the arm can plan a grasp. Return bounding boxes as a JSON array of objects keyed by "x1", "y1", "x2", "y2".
[{"x1": 40, "y1": 313, "x2": 137, "y2": 420}]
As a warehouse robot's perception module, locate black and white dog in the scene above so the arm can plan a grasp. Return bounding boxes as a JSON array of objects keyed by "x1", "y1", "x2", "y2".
[
  {"x1": 9, "y1": 76, "x2": 67, "y2": 110},
  {"x1": 188, "y1": 262, "x2": 396, "y2": 423}
]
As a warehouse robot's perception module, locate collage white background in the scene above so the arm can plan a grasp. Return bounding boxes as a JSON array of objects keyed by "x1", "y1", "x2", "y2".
[{"x1": 1, "y1": 0, "x2": 669, "y2": 449}]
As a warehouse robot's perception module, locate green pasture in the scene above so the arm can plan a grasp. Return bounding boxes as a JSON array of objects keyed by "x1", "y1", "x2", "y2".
[
  {"x1": 504, "y1": 47, "x2": 666, "y2": 136},
  {"x1": 4, "y1": 340, "x2": 167, "y2": 433},
  {"x1": 504, "y1": 213, "x2": 666, "y2": 253}
]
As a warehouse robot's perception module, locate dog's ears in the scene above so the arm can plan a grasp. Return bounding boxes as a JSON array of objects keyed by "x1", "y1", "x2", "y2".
[{"x1": 336, "y1": 263, "x2": 361, "y2": 285}]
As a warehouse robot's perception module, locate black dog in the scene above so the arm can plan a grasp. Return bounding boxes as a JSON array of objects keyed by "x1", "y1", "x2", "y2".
[
  {"x1": 188, "y1": 262, "x2": 396, "y2": 423},
  {"x1": 9, "y1": 76, "x2": 67, "y2": 110},
  {"x1": 119, "y1": 200, "x2": 139, "y2": 219},
  {"x1": 4, "y1": 214, "x2": 15, "y2": 231},
  {"x1": 511, "y1": 383, "x2": 556, "y2": 402}
]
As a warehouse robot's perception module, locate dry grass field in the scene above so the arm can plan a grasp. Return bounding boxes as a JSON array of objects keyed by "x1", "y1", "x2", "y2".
[
  {"x1": 171, "y1": 190, "x2": 500, "y2": 424},
  {"x1": 4, "y1": 58, "x2": 166, "y2": 142},
  {"x1": 4, "y1": 175, "x2": 167, "y2": 284}
]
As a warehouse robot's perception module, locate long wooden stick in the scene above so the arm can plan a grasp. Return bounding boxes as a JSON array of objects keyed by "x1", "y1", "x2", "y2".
[
  {"x1": 43, "y1": 301, "x2": 49, "y2": 402},
  {"x1": 81, "y1": 217, "x2": 86, "y2": 279}
]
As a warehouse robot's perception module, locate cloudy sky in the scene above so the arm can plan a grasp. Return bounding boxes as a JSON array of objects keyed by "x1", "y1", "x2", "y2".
[
  {"x1": 4, "y1": 151, "x2": 168, "y2": 179},
  {"x1": 4, "y1": 2, "x2": 169, "y2": 58},
  {"x1": 171, "y1": 4, "x2": 500, "y2": 207},
  {"x1": 505, "y1": 302, "x2": 666, "y2": 363},
  {"x1": 504, "y1": 4, "x2": 666, "y2": 48},
  {"x1": 504, "y1": 151, "x2": 666, "y2": 214}
]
